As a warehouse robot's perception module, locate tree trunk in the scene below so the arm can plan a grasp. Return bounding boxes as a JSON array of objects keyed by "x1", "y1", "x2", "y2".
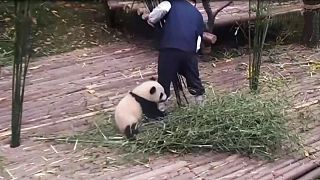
[
  {"x1": 201, "y1": 0, "x2": 232, "y2": 54},
  {"x1": 301, "y1": 0, "x2": 320, "y2": 47},
  {"x1": 103, "y1": 0, "x2": 117, "y2": 28},
  {"x1": 202, "y1": 0, "x2": 233, "y2": 33},
  {"x1": 202, "y1": 0, "x2": 214, "y2": 33}
]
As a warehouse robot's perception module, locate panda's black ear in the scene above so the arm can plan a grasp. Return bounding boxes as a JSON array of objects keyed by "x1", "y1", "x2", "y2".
[
  {"x1": 150, "y1": 86, "x2": 156, "y2": 94},
  {"x1": 150, "y1": 77, "x2": 157, "y2": 81}
]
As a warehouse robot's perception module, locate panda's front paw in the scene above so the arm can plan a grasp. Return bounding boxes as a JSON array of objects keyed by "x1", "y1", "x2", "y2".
[
  {"x1": 158, "y1": 102, "x2": 167, "y2": 112},
  {"x1": 162, "y1": 110, "x2": 168, "y2": 117},
  {"x1": 154, "y1": 111, "x2": 168, "y2": 121},
  {"x1": 156, "y1": 110, "x2": 167, "y2": 118}
]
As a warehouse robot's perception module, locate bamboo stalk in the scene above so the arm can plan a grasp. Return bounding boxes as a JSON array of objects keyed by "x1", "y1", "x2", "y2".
[
  {"x1": 11, "y1": 0, "x2": 32, "y2": 148},
  {"x1": 248, "y1": 0, "x2": 252, "y2": 87},
  {"x1": 249, "y1": 0, "x2": 271, "y2": 91}
]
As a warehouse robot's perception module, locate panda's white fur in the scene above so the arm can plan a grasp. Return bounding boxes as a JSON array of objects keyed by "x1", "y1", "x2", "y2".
[{"x1": 114, "y1": 79, "x2": 167, "y2": 139}]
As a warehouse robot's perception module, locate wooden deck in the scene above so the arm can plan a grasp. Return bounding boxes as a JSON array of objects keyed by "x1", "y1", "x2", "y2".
[
  {"x1": 0, "y1": 40, "x2": 319, "y2": 179},
  {"x1": 107, "y1": 0, "x2": 303, "y2": 26}
]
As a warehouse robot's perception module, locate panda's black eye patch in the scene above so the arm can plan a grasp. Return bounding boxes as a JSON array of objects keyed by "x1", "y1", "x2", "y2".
[{"x1": 150, "y1": 86, "x2": 156, "y2": 94}]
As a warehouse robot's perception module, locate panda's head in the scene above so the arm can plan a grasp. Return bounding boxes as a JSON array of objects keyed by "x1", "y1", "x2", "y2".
[{"x1": 132, "y1": 79, "x2": 167, "y2": 103}]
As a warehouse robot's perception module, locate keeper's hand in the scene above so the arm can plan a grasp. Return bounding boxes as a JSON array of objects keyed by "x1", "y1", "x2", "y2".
[
  {"x1": 144, "y1": 15, "x2": 155, "y2": 28},
  {"x1": 147, "y1": 20, "x2": 155, "y2": 28}
]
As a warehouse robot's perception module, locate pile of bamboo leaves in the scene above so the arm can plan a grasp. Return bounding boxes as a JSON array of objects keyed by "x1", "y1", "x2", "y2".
[
  {"x1": 61, "y1": 88, "x2": 299, "y2": 160},
  {"x1": 120, "y1": 90, "x2": 298, "y2": 159}
]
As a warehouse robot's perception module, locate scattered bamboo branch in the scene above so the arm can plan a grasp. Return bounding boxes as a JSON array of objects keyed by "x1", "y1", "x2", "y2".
[
  {"x1": 274, "y1": 61, "x2": 320, "y2": 68},
  {"x1": 33, "y1": 137, "x2": 124, "y2": 145},
  {"x1": 5, "y1": 168, "x2": 16, "y2": 180},
  {"x1": 50, "y1": 145, "x2": 59, "y2": 153},
  {"x1": 293, "y1": 99, "x2": 320, "y2": 110},
  {"x1": 93, "y1": 120, "x2": 108, "y2": 141},
  {"x1": 73, "y1": 139, "x2": 79, "y2": 151}
]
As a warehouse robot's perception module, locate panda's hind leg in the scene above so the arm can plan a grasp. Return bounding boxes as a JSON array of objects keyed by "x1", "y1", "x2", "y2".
[
  {"x1": 131, "y1": 123, "x2": 139, "y2": 135},
  {"x1": 124, "y1": 123, "x2": 139, "y2": 141},
  {"x1": 124, "y1": 125, "x2": 136, "y2": 141}
]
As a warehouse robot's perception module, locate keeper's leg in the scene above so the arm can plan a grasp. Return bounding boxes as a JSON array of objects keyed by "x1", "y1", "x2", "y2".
[
  {"x1": 158, "y1": 49, "x2": 180, "y2": 99},
  {"x1": 181, "y1": 54, "x2": 205, "y2": 105}
]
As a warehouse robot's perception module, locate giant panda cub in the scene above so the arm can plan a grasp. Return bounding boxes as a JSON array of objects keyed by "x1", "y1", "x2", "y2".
[{"x1": 114, "y1": 78, "x2": 167, "y2": 140}]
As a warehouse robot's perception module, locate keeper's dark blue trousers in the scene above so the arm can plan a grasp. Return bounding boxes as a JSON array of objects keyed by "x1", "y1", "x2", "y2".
[{"x1": 158, "y1": 48, "x2": 205, "y2": 99}]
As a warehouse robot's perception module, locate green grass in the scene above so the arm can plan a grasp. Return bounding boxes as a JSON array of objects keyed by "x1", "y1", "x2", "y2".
[{"x1": 0, "y1": 1, "x2": 121, "y2": 66}]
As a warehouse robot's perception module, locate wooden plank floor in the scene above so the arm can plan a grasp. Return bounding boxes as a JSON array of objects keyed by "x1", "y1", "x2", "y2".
[{"x1": 0, "y1": 41, "x2": 319, "y2": 179}]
